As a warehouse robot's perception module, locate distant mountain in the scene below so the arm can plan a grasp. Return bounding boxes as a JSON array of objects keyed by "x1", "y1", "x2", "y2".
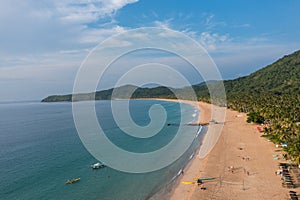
[
  {"x1": 42, "y1": 85, "x2": 138, "y2": 102},
  {"x1": 42, "y1": 50, "x2": 300, "y2": 102},
  {"x1": 41, "y1": 84, "x2": 176, "y2": 102},
  {"x1": 41, "y1": 49, "x2": 300, "y2": 165}
]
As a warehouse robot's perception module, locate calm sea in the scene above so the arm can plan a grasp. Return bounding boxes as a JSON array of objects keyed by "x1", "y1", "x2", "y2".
[{"x1": 0, "y1": 100, "x2": 204, "y2": 200}]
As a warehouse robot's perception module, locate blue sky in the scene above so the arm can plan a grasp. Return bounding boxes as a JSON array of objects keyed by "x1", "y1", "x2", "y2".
[{"x1": 0, "y1": 0, "x2": 300, "y2": 101}]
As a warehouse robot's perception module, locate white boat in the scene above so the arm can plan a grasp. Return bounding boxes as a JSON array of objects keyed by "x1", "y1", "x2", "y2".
[{"x1": 91, "y1": 162, "x2": 105, "y2": 169}]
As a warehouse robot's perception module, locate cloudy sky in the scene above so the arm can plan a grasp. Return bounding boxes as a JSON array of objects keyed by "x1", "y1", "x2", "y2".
[{"x1": 1, "y1": 0, "x2": 300, "y2": 101}]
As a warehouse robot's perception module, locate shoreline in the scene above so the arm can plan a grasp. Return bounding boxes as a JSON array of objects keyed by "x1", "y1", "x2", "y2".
[
  {"x1": 153, "y1": 99, "x2": 220, "y2": 200},
  {"x1": 144, "y1": 98, "x2": 213, "y2": 200},
  {"x1": 39, "y1": 98, "x2": 300, "y2": 199},
  {"x1": 150, "y1": 98, "x2": 298, "y2": 200},
  {"x1": 149, "y1": 125, "x2": 208, "y2": 200}
]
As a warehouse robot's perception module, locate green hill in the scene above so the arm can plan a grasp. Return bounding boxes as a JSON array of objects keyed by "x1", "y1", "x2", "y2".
[
  {"x1": 223, "y1": 50, "x2": 300, "y2": 116},
  {"x1": 222, "y1": 50, "x2": 300, "y2": 165},
  {"x1": 41, "y1": 85, "x2": 175, "y2": 102},
  {"x1": 42, "y1": 50, "x2": 300, "y2": 103},
  {"x1": 224, "y1": 50, "x2": 300, "y2": 95},
  {"x1": 41, "y1": 50, "x2": 300, "y2": 164}
]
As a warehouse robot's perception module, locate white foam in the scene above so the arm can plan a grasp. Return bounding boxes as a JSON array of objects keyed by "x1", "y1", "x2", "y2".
[{"x1": 189, "y1": 153, "x2": 195, "y2": 160}]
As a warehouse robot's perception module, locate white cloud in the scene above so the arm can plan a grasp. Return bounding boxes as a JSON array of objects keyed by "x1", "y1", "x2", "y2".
[
  {"x1": 202, "y1": 13, "x2": 226, "y2": 30},
  {"x1": 0, "y1": 0, "x2": 139, "y2": 55},
  {"x1": 59, "y1": 49, "x2": 90, "y2": 55},
  {"x1": 0, "y1": 2, "x2": 298, "y2": 101},
  {"x1": 204, "y1": 14, "x2": 215, "y2": 28},
  {"x1": 153, "y1": 18, "x2": 173, "y2": 29},
  {"x1": 247, "y1": 36, "x2": 269, "y2": 43},
  {"x1": 78, "y1": 25, "x2": 127, "y2": 44},
  {"x1": 55, "y1": 0, "x2": 139, "y2": 24},
  {"x1": 199, "y1": 32, "x2": 231, "y2": 51},
  {"x1": 0, "y1": 0, "x2": 141, "y2": 101},
  {"x1": 235, "y1": 23, "x2": 251, "y2": 28}
]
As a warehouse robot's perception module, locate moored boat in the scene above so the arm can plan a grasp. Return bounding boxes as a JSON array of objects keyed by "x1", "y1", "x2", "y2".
[
  {"x1": 66, "y1": 178, "x2": 80, "y2": 184},
  {"x1": 91, "y1": 162, "x2": 105, "y2": 169}
]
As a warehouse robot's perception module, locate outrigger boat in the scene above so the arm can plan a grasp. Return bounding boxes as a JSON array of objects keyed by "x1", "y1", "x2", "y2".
[
  {"x1": 91, "y1": 162, "x2": 105, "y2": 169},
  {"x1": 66, "y1": 178, "x2": 80, "y2": 184},
  {"x1": 182, "y1": 177, "x2": 215, "y2": 185},
  {"x1": 193, "y1": 177, "x2": 215, "y2": 181}
]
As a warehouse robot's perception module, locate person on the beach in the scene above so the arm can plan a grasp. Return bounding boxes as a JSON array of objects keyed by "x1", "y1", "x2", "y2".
[{"x1": 197, "y1": 179, "x2": 202, "y2": 186}]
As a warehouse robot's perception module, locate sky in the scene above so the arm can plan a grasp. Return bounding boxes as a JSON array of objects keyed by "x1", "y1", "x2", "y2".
[{"x1": 0, "y1": 0, "x2": 300, "y2": 101}]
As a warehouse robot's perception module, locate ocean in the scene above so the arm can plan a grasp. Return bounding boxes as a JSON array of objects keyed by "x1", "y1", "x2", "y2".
[{"x1": 0, "y1": 100, "x2": 205, "y2": 200}]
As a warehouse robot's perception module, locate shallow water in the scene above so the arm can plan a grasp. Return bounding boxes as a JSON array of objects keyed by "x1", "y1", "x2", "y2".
[{"x1": 0, "y1": 100, "x2": 203, "y2": 200}]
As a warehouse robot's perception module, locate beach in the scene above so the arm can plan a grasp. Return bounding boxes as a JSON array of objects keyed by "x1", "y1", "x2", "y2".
[{"x1": 164, "y1": 100, "x2": 298, "y2": 200}]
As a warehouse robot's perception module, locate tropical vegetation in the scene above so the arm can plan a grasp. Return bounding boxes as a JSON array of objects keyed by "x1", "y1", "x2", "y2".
[{"x1": 42, "y1": 50, "x2": 300, "y2": 164}]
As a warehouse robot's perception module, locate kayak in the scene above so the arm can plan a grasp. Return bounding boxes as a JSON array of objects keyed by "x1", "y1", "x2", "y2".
[{"x1": 182, "y1": 181, "x2": 195, "y2": 185}]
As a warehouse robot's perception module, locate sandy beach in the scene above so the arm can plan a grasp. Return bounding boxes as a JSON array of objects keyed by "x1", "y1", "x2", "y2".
[{"x1": 162, "y1": 99, "x2": 299, "y2": 200}]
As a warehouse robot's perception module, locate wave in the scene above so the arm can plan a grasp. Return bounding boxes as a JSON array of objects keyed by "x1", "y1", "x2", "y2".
[{"x1": 149, "y1": 126, "x2": 207, "y2": 200}]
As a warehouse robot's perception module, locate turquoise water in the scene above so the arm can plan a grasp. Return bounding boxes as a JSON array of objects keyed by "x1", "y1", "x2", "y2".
[{"x1": 0, "y1": 100, "x2": 204, "y2": 200}]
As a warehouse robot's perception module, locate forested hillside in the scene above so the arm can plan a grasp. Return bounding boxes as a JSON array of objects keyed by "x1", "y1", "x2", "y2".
[{"x1": 42, "y1": 50, "x2": 300, "y2": 164}]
